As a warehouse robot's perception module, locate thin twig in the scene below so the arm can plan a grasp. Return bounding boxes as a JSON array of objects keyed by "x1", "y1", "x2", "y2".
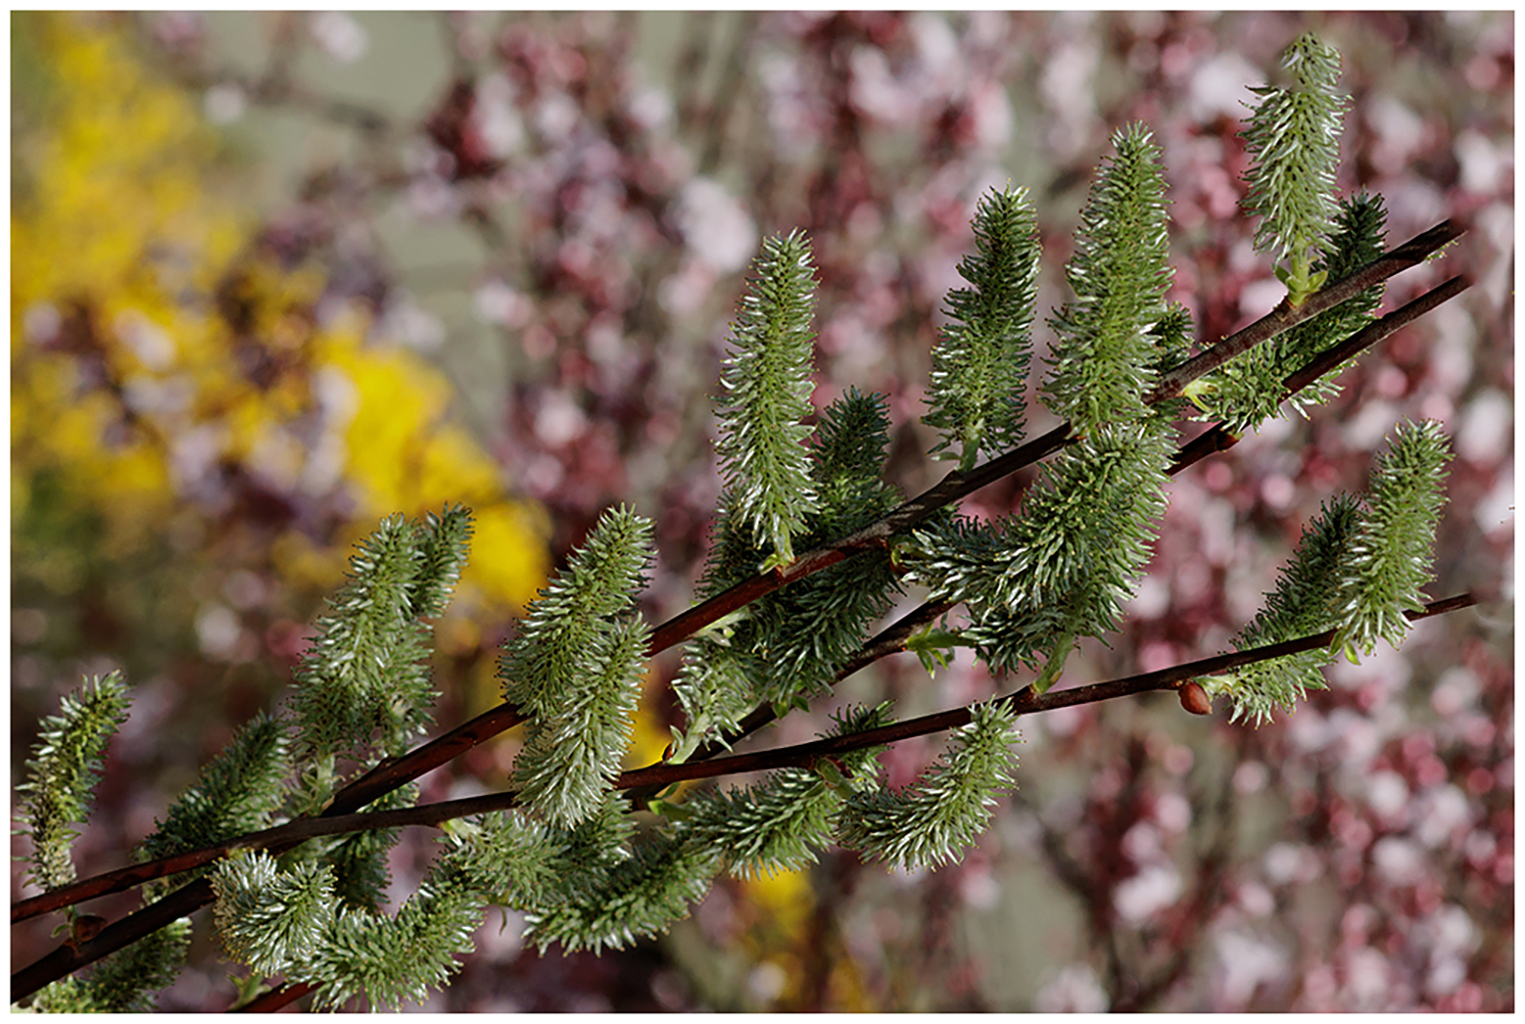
[
  {"x1": 654, "y1": 220, "x2": 1466, "y2": 658},
  {"x1": 1148, "y1": 219, "x2": 1465, "y2": 403},
  {"x1": 1171, "y1": 273, "x2": 1471, "y2": 473},
  {"x1": 679, "y1": 268, "x2": 1469, "y2": 774},
  {"x1": 11, "y1": 256, "x2": 1474, "y2": 928},
  {"x1": 276, "y1": 220, "x2": 1474, "y2": 843},
  {"x1": 10, "y1": 704, "x2": 530, "y2": 925},
  {"x1": 234, "y1": 981, "x2": 314, "y2": 1013}
]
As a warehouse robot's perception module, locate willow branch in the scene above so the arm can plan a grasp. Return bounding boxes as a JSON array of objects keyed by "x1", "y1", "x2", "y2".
[
  {"x1": 13, "y1": 256, "x2": 1472, "y2": 929},
  {"x1": 1148, "y1": 218, "x2": 1464, "y2": 404},
  {"x1": 13, "y1": 593, "x2": 1476, "y2": 953},
  {"x1": 8, "y1": 219, "x2": 1467, "y2": 1000},
  {"x1": 682, "y1": 267, "x2": 1470, "y2": 772},
  {"x1": 242, "y1": 218, "x2": 1473, "y2": 842},
  {"x1": 655, "y1": 219, "x2": 1465, "y2": 658},
  {"x1": 1173, "y1": 273, "x2": 1471, "y2": 473},
  {"x1": 235, "y1": 981, "x2": 313, "y2": 1014},
  {"x1": 10, "y1": 592, "x2": 1475, "y2": 1004},
  {"x1": 12, "y1": 877, "x2": 215, "y2": 1003}
]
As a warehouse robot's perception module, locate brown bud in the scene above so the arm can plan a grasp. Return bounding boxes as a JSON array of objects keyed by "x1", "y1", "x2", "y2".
[
  {"x1": 1178, "y1": 681, "x2": 1212, "y2": 716},
  {"x1": 70, "y1": 914, "x2": 107, "y2": 948}
]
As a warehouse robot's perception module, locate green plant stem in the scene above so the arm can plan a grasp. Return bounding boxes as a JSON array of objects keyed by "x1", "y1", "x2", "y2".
[{"x1": 1031, "y1": 633, "x2": 1076, "y2": 694}]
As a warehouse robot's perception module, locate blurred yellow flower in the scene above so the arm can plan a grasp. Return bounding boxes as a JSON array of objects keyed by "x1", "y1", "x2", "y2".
[{"x1": 13, "y1": 12, "x2": 547, "y2": 653}]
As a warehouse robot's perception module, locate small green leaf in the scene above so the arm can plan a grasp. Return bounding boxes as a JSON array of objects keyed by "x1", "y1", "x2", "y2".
[
  {"x1": 813, "y1": 757, "x2": 854, "y2": 795},
  {"x1": 906, "y1": 625, "x2": 963, "y2": 677},
  {"x1": 648, "y1": 798, "x2": 694, "y2": 822},
  {"x1": 759, "y1": 549, "x2": 795, "y2": 575}
]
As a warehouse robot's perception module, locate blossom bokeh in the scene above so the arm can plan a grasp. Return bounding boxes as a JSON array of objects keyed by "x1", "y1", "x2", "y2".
[{"x1": 11, "y1": 10, "x2": 1513, "y2": 1011}]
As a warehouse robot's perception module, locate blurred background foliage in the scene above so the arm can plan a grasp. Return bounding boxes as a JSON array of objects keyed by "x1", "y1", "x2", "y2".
[{"x1": 10, "y1": 10, "x2": 1514, "y2": 1011}]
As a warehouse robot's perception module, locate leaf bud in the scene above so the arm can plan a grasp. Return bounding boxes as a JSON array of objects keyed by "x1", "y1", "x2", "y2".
[{"x1": 1178, "y1": 681, "x2": 1213, "y2": 716}]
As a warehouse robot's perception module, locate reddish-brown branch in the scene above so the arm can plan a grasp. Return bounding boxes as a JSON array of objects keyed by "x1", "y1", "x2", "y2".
[
  {"x1": 659, "y1": 221, "x2": 1465, "y2": 658},
  {"x1": 644, "y1": 424, "x2": 1073, "y2": 656},
  {"x1": 9, "y1": 219, "x2": 1469, "y2": 1002},
  {"x1": 13, "y1": 593, "x2": 1476, "y2": 952},
  {"x1": 1172, "y1": 274, "x2": 1471, "y2": 474},
  {"x1": 11, "y1": 264, "x2": 1476, "y2": 929},
  {"x1": 1148, "y1": 218, "x2": 1465, "y2": 404},
  {"x1": 221, "y1": 221, "x2": 1475, "y2": 876},
  {"x1": 325, "y1": 703, "x2": 529, "y2": 818},
  {"x1": 233, "y1": 981, "x2": 313, "y2": 1013}
]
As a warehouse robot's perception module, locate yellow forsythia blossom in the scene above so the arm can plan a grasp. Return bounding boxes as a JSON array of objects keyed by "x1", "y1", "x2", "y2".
[{"x1": 12, "y1": 14, "x2": 547, "y2": 651}]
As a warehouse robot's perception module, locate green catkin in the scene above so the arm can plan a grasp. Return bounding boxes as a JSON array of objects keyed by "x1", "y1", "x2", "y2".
[
  {"x1": 713, "y1": 230, "x2": 821, "y2": 570},
  {"x1": 501, "y1": 504, "x2": 652, "y2": 717},
  {"x1": 679, "y1": 702, "x2": 895, "y2": 878},
  {"x1": 213, "y1": 853, "x2": 337, "y2": 978},
  {"x1": 1192, "y1": 193, "x2": 1388, "y2": 433},
  {"x1": 503, "y1": 506, "x2": 654, "y2": 828},
  {"x1": 512, "y1": 613, "x2": 651, "y2": 828},
  {"x1": 1200, "y1": 421, "x2": 1450, "y2": 723},
  {"x1": 137, "y1": 712, "x2": 289, "y2": 868},
  {"x1": 1241, "y1": 31, "x2": 1347, "y2": 304},
  {"x1": 18, "y1": 671, "x2": 131, "y2": 893},
  {"x1": 1198, "y1": 495, "x2": 1362, "y2": 725},
  {"x1": 1043, "y1": 122, "x2": 1173, "y2": 435},
  {"x1": 289, "y1": 510, "x2": 463, "y2": 763},
  {"x1": 964, "y1": 424, "x2": 1175, "y2": 682},
  {"x1": 838, "y1": 701, "x2": 1021, "y2": 871},
  {"x1": 923, "y1": 185, "x2": 1042, "y2": 470},
  {"x1": 1335, "y1": 418, "x2": 1452, "y2": 655},
  {"x1": 673, "y1": 389, "x2": 900, "y2": 747}
]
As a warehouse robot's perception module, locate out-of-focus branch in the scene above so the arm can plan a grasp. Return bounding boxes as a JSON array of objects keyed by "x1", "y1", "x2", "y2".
[{"x1": 698, "y1": 12, "x2": 756, "y2": 174}]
